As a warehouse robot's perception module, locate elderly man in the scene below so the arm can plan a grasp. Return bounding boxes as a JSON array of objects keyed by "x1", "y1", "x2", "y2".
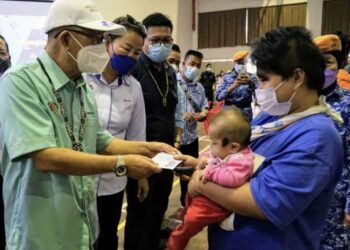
[
  {"x1": 0, "y1": 35, "x2": 11, "y2": 77},
  {"x1": 0, "y1": 0, "x2": 176, "y2": 249},
  {"x1": 0, "y1": 34, "x2": 10, "y2": 250}
]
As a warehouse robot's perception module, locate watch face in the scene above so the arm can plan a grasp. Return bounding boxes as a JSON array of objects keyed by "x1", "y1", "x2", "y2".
[{"x1": 116, "y1": 165, "x2": 127, "y2": 176}]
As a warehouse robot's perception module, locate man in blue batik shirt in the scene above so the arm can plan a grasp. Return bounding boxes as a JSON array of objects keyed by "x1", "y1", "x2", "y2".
[
  {"x1": 215, "y1": 50, "x2": 259, "y2": 121},
  {"x1": 177, "y1": 50, "x2": 208, "y2": 207}
]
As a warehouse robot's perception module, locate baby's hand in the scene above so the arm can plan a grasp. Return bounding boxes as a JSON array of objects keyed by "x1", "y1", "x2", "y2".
[
  {"x1": 201, "y1": 175, "x2": 208, "y2": 184},
  {"x1": 197, "y1": 156, "x2": 209, "y2": 170}
]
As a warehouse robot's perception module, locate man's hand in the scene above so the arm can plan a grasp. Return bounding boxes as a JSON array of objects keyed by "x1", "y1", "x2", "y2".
[
  {"x1": 183, "y1": 112, "x2": 197, "y2": 122},
  {"x1": 137, "y1": 178, "x2": 149, "y2": 202},
  {"x1": 226, "y1": 80, "x2": 240, "y2": 94},
  {"x1": 123, "y1": 154, "x2": 161, "y2": 179},
  {"x1": 237, "y1": 75, "x2": 253, "y2": 86},
  {"x1": 144, "y1": 142, "x2": 179, "y2": 158}
]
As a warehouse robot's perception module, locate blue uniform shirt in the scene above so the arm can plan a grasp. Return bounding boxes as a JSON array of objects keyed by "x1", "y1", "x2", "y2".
[
  {"x1": 320, "y1": 84, "x2": 350, "y2": 249},
  {"x1": 208, "y1": 112, "x2": 343, "y2": 250},
  {"x1": 215, "y1": 69, "x2": 258, "y2": 121}
]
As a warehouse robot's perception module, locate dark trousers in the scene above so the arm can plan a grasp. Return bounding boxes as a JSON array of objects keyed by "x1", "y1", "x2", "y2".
[
  {"x1": 96, "y1": 191, "x2": 124, "y2": 250},
  {"x1": 179, "y1": 138, "x2": 199, "y2": 207},
  {"x1": 0, "y1": 176, "x2": 4, "y2": 250},
  {"x1": 205, "y1": 89, "x2": 214, "y2": 108},
  {"x1": 124, "y1": 170, "x2": 174, "y2": 250}
]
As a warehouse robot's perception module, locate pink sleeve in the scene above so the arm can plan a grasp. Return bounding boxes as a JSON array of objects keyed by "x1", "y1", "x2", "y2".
[{"x1": 204, "y1": 149, "x2": 254, "y2": 187}]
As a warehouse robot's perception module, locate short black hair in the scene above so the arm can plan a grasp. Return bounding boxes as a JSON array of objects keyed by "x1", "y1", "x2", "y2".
[
  {"x1": 211, "y1": 107, "x2": 251, "y2": 148},
  {"x1": 172, "y1": 44, "x2": 180, "y2": 53},
  {"x1": 113, "y1": 15, "x2": 146, "y2": 39},
  {"x1": 251, "y1": 26, "x2": 325, "y2": 93},
  {"x1": 0, "y1": 35, "x2": 9, "y2": 53},
  {"x1": 142, "y1": 12, "x2": 173, "y2": 32},
  {"x1": 206, "y1": 63, "x2": 212, "y2": 68},
  {"x1": 184, "y1": 50, "x2": 203, "y2": 61}
]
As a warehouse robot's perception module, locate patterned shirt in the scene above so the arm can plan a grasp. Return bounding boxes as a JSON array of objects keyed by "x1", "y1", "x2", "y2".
[
  {"x1": 177, "y1": 73, "x2": 208, "y2": 145},
  {"x1": 215, "y1": 69, "x2": 258, "y2": 121},
  {"x1": 320, "y1": 84, "x2": 350, "y2": 250}
]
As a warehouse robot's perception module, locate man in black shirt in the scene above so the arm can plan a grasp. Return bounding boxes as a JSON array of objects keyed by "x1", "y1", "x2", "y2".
[
  {"x1": 124, "y1": 13, "x2": 178, "y2": 250},
  {"x1": 199, "y1": 63, "x2": 216, "y2": 108}
]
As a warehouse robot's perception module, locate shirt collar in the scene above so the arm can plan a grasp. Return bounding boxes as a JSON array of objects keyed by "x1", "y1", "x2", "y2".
[
  {"x1": 94, "y1": 74, "x2": 130, "y2": 87},
  {"x1": 39, "y1": 51, "x2": 85, "y2": 91}
]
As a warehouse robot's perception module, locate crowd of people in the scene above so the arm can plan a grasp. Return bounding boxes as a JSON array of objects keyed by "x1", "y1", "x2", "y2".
[{"x1": 0, "y1": 0, "x2": 350, "y2": 249}]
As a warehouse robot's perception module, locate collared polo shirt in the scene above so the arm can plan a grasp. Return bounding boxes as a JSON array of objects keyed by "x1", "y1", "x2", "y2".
[
  {"x1": 0, "y1": 51, "x2": 113, "y2": 250},
  {"x1": 84, "y1": 73, "x2": 146, "y2": 196}
]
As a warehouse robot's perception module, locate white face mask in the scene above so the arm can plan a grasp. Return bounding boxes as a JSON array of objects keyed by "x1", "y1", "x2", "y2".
[
  {"x1": 67, "y1": 32, "x2": 109, "y2": 74},
  {"x1": 184, "y1": 66, "x2": 200, "y2": 81},
  {"x1": 255, "y1": 80, "x2": 299, "y2": 116}
]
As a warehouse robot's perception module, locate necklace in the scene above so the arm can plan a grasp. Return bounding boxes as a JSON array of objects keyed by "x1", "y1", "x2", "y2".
[
  {"x1": 147, "y1": 67, "x2": 169, "y2": 107},
  {"x1": 37, "y1": 58, "x2": 86, "y2": 152}
]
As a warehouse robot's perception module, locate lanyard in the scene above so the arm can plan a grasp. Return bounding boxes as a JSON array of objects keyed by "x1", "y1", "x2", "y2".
[
  {"x1": 146, "y1": 67, "x2": 169, "y2": 107},
  {"x1": 37, "y1": 58, "x2": 86, "y2": 152},
  {"x1": 178, "y1": 81, "x2": 201, "y2": 113}
]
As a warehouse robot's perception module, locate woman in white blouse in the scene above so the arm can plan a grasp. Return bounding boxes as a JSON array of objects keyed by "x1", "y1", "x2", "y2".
[{"x1": 84, "y1": 15, "x2": 147, "y2": 250}]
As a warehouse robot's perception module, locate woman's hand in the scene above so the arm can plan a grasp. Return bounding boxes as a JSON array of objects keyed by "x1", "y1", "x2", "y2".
[
  {"x1": 173, "y1": 154, "x2": 199, "y2": 168},
  {"x1": 188, "y1": 169, "x2": 205, "y2": 198},
  {"x1": 137, "y1": 178, "x2": 149, "y2": 202}
]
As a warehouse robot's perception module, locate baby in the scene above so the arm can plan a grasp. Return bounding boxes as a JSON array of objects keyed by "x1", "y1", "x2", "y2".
[{"x1": 168, "y1": 108, "x2": 254, "y2": 250}]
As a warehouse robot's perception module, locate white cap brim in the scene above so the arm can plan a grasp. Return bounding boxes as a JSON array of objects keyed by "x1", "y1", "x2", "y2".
[{"x1": 78, "y1": 20, "x2": 126, "y2": 36}]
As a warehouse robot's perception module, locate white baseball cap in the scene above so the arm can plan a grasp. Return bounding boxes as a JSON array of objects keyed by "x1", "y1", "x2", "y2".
[{"x1": 45, "y1": 0, "x2": 125, "y2": 36}]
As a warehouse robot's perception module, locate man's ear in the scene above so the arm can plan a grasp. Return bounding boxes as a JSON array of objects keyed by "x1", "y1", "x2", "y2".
[
  {"x1": 105, "y1": 36, "x2": 112, "y2": 52},
  {"x1": 292, "y1": 68, "x2": 306, "y2": 89},
  {"x1": 58, "y1": 30, "x2": 70, "y2": 48},
  {"x1": 230, "y1": 142, "x2": 241, "y2": 154}
]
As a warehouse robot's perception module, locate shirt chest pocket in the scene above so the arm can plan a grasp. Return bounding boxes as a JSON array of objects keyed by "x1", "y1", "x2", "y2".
[{"x1": 83, "y1": 115, "x2": 98, "y2": 153}]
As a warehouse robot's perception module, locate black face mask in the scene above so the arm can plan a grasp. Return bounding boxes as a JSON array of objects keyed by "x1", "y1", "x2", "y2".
[{"x1": 0, "y1": 58, "x2": 11, "y2": 76}]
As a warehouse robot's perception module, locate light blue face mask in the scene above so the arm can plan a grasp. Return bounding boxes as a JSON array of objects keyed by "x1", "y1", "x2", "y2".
[
  {"x1": 234, "y1": 64, "x2": 243, "y2": 73},
  {"x1": 184, "y1": 66, "x2": 200, "y2": 81},
  {"x1": 147, "y1": 43, "x2": 172, "y2": 63}
]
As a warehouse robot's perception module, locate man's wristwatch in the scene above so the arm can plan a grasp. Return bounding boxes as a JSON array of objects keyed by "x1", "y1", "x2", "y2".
[{"x1": 113, "y1": 155, "x2": 127, "y2": 177}]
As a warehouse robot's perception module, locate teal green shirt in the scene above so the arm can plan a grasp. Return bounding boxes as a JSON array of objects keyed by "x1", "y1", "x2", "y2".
[{"x1": 0, "y1": 51, "x2": 113, "y2": 250}]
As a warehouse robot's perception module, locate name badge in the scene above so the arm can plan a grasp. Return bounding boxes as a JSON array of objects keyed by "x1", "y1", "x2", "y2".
[{"x1": 253, "y1": 153, "x2": 265, "y2": 174}]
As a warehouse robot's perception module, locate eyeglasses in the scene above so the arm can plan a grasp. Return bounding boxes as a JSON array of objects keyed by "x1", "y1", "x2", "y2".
[
  {"x1": 147, "y1": 37, "x2": 173, "y2": 47},
  {"x1": 67, "y1": 29, "x2": 105, "y2": 45}
]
